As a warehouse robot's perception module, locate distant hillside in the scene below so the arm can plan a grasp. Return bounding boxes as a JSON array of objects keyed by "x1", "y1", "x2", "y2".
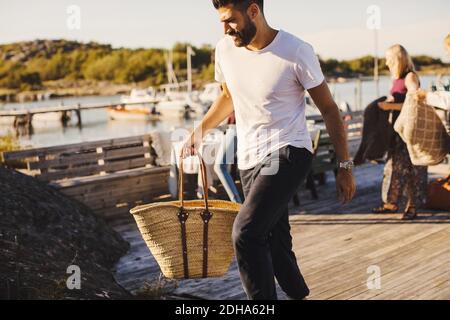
[
  {"x1": 320, "y1": 55, "x2": 449, "y2": 79},
  {"x1": 0, "y1": 39, "x2": 112, "y2": 63},
  {"x1": 0, "y1": 39, "x2": 448, "y2": 94},
  {"x1": 0, "y1": 39, "x2": 214, "y2": 92}
]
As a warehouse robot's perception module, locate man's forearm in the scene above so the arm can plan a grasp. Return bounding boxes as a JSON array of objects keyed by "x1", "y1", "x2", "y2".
[
  {"x1": 191, "y1": 92, "x2": 234, "y2": 142},
  {"x1": 322, "y1": 105, "x2": 350, "y2": 161}
]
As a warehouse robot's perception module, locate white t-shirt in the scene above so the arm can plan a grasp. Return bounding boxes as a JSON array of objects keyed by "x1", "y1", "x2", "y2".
[{"x1": 215, "y1": 29, "x2": 324, "y2": 170}]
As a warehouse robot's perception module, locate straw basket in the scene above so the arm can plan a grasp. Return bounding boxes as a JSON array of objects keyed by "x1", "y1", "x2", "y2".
[{"x1": 130, "y1": 154, "x2": 241, "y2": 279}]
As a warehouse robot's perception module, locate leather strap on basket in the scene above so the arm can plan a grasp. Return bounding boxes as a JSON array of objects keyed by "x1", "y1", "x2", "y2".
[
  {"x1": 178, "y1": 153, "x2": 209, "y2": 211},
  {"x1": 178, "y1": 153, "x2": 213, "y2": 278},
  {"x1": 200, "y1": 209, "x2": 212, "y2": 277},
  {"x1": 177, "y1": 208, "x2": 189, "y2": 279}
]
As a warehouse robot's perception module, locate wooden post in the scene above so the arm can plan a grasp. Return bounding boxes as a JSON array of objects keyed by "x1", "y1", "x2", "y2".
[
  {"x1": 60, "y1": 110, "x2": 70, "y2": 127},
  {"x1": 358, "y1": 77, "x2": 363, "y2": 110},
  {"x1": 37, "y1": 154, "x2": 48, "y2": 176},
  {"x1": 76, "y1": 103, "x2": 82, "y2": 128},
  {"x1": 354, "y1": 77, "x2": 363, "y2": 110},
  {"x1": 97, "y1": 147, "x2": 105, "y2": 175},
  {"x1": 26, "y1": 111, "x2": 33, "y2": 132}
]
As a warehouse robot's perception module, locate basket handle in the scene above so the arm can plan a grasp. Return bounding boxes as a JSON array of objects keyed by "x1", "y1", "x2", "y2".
[{"x1": 178, "y1": 153, "x2": 209, "y2": 211}]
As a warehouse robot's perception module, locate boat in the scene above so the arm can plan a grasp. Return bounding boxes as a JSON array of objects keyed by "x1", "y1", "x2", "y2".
[
  {"x1": 110, "y1": 47, "x2": 208, "y2": 121},
  {"x1": 199, "y1": 83, "x2": 222, "y2": 105},
  {"x1": 108, "y1": 104, "x2": 161, "y2": 121},
  {"x1": 108, "y1": 87, "x2": 161, "y2": 121},
  {"x1": 120, "y1": 88, "x2": 158, "y2": 104},
  {"x1": 156, "y1": 94, "x2": 207, "y2": 119}
]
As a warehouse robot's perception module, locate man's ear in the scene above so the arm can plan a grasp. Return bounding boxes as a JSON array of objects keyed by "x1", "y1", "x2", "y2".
[{"x1": 247, "y1": 3, "x2": 260, "y2": 20}]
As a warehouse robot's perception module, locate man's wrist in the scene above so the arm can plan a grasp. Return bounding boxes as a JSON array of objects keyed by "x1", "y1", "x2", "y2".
[{"x1": 337, "y1": 159, "x2": 354, "y2": 171}]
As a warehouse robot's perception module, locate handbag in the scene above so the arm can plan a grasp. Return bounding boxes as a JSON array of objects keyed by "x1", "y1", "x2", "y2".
[
  {"x1": 426, "y1": 175, "x2": 450, "y2": 211},
  {"x1": 130, "y1": 154, "x2": 241, "y2": 279},
  {"x1": 394, "y1": 93, "x2": 449, "y2": 166}
]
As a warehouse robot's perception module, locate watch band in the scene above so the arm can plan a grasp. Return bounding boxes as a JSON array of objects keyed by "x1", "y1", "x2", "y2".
[{"x1": 338, "y1": 160, "x2": 354, "y2": 170}]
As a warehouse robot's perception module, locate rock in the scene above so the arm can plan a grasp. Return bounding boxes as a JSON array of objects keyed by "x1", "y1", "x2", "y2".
[{"x1": 0, "y1": 167, "x2": 131, "y2": 299}]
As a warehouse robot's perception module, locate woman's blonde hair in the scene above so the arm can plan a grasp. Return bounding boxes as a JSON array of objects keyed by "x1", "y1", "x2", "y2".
[
  {"x1": 445, "y1": 34, "x2": 450, "y2": 46},
  {"x1": 385, "y1": 44, "x2": 416, "y2": 79}
]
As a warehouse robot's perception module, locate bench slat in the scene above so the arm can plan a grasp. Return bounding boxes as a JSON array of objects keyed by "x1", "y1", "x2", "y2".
[
  {"x1": 28, "y1": 152, "x2": 101, "y2": 170},
  {"x1": 38, "y1": 157, "x2": 154, "y2": 181},
  {"x1": 3, "y1": 134, "x2": 152, "y2": 161},
  {"x1": 49, "y1": 166, "x2": 170, "y2": 187},
  {"x1": 28, "y1": 145, "x2": 152, "y2": 171},
  {"x1": 59, "y1": 171, "x2": 169, "y2": 196}
]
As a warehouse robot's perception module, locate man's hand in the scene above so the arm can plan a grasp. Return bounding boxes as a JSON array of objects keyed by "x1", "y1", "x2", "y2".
[
  {"x1": 336, "y1": 168, "x2": 356, "y2": 204},
  {"x1": 180, "y1": 131, "x2": 201, "y2": 159},
  {"x1": 307, "y1": 81, "x2": 356, "y2": 205},
  {"x1": 180, "y1": 82, "x2": 235, "y2": 159}
]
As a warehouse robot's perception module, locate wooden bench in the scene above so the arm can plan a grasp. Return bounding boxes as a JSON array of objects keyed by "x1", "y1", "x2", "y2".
[
  {"x1": 2, "y1": 113, "x2": 364, "y2": 216},
  {"x1": 2, "y1": 134, "x2": 171, "y2": 220}
]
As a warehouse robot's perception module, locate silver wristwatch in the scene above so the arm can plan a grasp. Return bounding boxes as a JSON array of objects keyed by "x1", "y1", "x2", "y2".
[{"x1": 338, "y1": 160, "x2": 354, "y2": 170}]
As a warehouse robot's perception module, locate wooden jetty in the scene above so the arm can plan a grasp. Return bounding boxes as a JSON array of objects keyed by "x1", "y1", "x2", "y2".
[
  {"x1": 2, "y1": 112, "x2": 449, "y2": 300},
  {"x1": 1, "y1": 133, "x2": 170, "y2": 220},
  {"x1": 112, "y1": 162, "x2": 450, "y2": 300},
  {"x1": 0, "y1": 100, "x2": 158, "y2": 128}
]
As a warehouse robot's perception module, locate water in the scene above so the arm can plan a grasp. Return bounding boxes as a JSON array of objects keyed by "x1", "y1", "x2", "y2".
[
  {"x1": 0, "y1": 75, "x2": 441, "y2": 148},
  {"x1": 0, "y1": 94, "x2": 200, "y2": 148},
  {"x1": 330, "y1": 75, "x2": 438, "y2": 111}
]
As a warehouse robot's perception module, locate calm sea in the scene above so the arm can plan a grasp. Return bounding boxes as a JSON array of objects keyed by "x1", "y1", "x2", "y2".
[{"x1": 0, "y1": 75, "x2": 441, "y2": 148}]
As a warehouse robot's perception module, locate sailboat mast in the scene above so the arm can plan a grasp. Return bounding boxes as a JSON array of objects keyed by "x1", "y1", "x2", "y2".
[{"x1": 187, "y1": 46, "x2": 195, "y2": 93}]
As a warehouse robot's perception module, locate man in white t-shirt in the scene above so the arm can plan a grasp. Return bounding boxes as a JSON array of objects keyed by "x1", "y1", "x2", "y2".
[{"x1": 182, "y1": 0, "x2": 356, "y2": 300}]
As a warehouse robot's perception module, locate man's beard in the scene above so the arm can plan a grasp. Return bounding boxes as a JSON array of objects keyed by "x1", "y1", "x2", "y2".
[{"x1": 227, "y1": 16, "x2": 257, "y2": 47}]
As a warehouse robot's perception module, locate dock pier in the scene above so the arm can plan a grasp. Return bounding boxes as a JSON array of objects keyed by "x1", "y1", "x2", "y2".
[{"x1": 0, "y1": 100, "x2": 157, "y2": 129}]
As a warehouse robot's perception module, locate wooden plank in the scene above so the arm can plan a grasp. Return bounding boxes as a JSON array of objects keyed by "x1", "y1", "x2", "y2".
[
  {"x1": 60, "y1": 171, "x2": 169, "y2": 196},
  {"x1": 38, "y1": 164, "x2": 104, "y2": 181},
  {"x1": 28, "y1": 152, "x2": 101, "y2": 170},
  {"x1": 50, "y1": 166, "x2": 170, "y2": 188},
  {"x1": 38, "y1": 157, "x2": 158, "y2": 181},
  {"x1": 79, "y1": 186, "x2": 169, "y2": 209},
  {"x1": 294, "y1": 218, "x2": 450, "y2": 299},
  {"x1": 0, "y1": 100, "x2": 161, "y2": 117},
  {"x1": 65, "y1": 187, "x2": 169, "y2": 210},
  {"x1": 321, "y1": 233, "x2": 450, "y2": 300},
  {"x1": 111, "y1": 198, "x2": 450, "y2": 300},
  {"x1": 103, "y1": 146, "x2": 151, "y2": 160},
  {"x1": 3, "y1": 134, "x2": 152, "y2": 160}
]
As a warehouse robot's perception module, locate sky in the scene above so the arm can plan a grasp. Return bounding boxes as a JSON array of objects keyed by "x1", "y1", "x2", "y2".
[{"x1": 0, "y1": 0, "x2": 449, "y2": 61}]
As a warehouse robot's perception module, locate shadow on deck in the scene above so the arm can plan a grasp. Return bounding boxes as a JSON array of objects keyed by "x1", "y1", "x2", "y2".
[{"x1": 112, "y1": 162, "x2": 450, "y2": 300}]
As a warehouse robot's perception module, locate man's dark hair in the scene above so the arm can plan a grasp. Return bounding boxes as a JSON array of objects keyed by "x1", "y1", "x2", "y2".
[{"x1": 212, "y1": 0, "x2": 264, "y2": 12}]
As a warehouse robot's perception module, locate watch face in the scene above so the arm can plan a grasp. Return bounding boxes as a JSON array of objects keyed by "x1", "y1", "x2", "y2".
[{"x1": 340, "y1": 161, "x2": 353, "y2": 169}]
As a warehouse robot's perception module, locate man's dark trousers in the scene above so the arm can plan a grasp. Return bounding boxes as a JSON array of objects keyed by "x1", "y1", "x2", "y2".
[{"x1": 234, "y1": 145, "x2": 313, "y2": 300}]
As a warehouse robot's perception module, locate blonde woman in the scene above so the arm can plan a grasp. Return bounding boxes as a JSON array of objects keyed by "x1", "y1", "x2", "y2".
[{"x1": 373, "y1": 44, "x2": 428, "y2": 220}]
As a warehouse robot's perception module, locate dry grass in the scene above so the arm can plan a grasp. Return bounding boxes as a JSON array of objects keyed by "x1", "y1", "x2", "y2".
[
  {"x1": 0, "y1": 133, "x2": 20, "y2": 163},
  {"x1": 133, "y1": 274, "x2": 178, "y2": 300}
]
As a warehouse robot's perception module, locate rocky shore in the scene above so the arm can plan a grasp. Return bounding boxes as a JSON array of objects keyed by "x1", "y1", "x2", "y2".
[{"x1": 0, "y1": 166, "x2": 131, "y2": 299}]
